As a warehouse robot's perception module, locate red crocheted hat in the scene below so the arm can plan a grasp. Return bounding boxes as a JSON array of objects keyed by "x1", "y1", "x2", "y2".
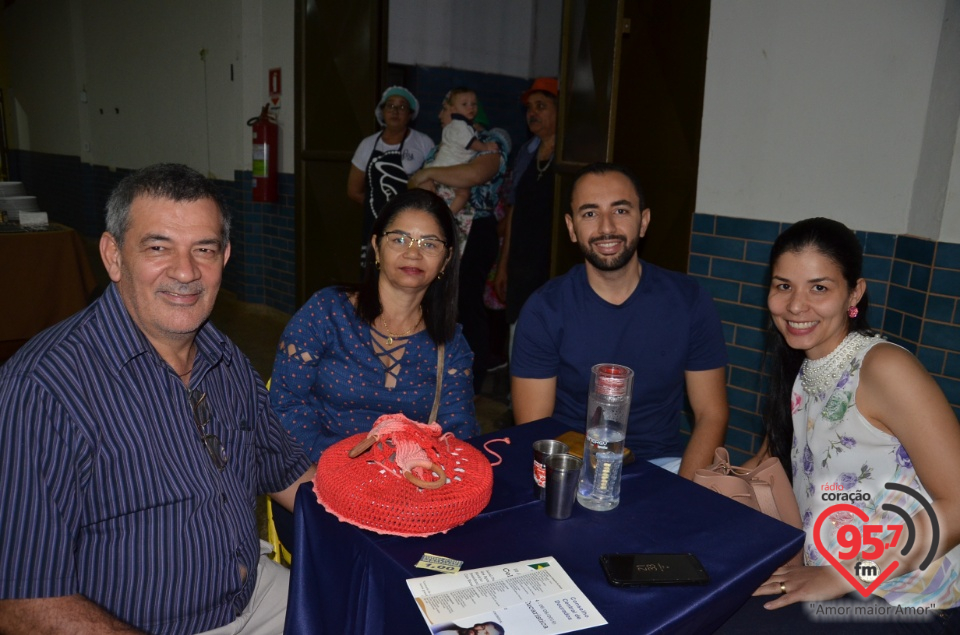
[{"x1": 313, "y1": 413, "x2": 493, "y2": 537}]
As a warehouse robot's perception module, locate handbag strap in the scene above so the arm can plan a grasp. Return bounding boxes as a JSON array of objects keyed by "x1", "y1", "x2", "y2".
[
  {"x1": 750, "y1": 480, "x2": 782, "y2": 520},
  {"x1": 429, "y1": 342, "x2": 445, "y2": 423}
]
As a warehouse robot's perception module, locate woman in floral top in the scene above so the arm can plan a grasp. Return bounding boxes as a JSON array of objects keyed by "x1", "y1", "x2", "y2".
[{"x1": 741, "y1": 218, "x2": 960, "y2": 627}]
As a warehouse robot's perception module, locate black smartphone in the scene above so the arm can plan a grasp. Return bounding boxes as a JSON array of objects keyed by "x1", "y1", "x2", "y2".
[{"x1": 600, "y1": 553, "x2": 709, "y2": 586}]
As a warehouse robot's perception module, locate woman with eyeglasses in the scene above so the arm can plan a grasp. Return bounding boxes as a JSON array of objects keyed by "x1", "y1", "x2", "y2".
[
  {"x1": 347, "y1": 86, "x2": 435, "y2": 270},
  {"x1": 269, "y1": 189, "x2": 479, "y2": 548},
  {"x1": 271, "y1": 188, "x2": 479, "y2": 460}
]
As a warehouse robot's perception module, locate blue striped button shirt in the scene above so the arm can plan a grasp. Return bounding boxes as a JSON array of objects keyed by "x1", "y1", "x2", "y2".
[{"x1": 0, "y1": 284, "x2": 311, "y2": 634}]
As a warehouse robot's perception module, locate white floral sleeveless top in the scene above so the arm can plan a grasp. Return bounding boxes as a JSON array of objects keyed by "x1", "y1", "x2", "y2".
[{"x1": 790, "y1": 335, "x2": 959, "y2": 608}]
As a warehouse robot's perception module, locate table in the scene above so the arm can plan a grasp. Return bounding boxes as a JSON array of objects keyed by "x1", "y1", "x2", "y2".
[
  {"x1": 286, "y1": 420, "x2": 804, "y2": 634},
  {"x1": 0, "y1": 224, "x2": 97, "y2": 361}
]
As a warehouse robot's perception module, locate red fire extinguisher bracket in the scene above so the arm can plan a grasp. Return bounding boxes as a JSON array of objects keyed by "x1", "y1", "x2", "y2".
[{"x1": 248, "y1": 104, "x2": 279, "y2": 203}]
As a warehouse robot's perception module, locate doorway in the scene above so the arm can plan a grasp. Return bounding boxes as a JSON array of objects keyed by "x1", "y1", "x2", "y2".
[
  {"x1": 294, "y1": 0, "x2": 388, "y2": 303},
  {"x1": 295, "y1": 0, "x2": 710, "y2": 305},
  {"x1": 553, "y1": 0, "x2": 711, "y2": 275}
]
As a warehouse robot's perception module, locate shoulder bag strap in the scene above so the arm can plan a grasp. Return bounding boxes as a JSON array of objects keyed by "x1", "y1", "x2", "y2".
[{"x1": 429, "y1": 342, "x2": 445, "y2": 423}]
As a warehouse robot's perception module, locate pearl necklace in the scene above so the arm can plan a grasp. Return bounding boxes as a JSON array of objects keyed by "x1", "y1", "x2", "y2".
[
  {"x1": 379, "y1": 307, "x2": 422, "y2": 346},
  {"x1": 800, "y1": 331, "x2": 876, "y2": 396}
]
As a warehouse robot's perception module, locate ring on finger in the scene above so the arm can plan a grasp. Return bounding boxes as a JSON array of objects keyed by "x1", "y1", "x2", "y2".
[{"x1": 780, "y1": 581, "x2": 787, "y2": 594}]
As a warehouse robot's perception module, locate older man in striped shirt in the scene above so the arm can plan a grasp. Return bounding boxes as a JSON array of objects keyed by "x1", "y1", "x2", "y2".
[{"x1": 0, "y1": 164, "x2": 315, "y2": 634}]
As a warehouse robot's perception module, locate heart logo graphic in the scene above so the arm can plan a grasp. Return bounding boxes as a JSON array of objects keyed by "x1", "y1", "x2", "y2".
[{"x1": 813, "y1": 503, "x2": 900, "y2": 597}]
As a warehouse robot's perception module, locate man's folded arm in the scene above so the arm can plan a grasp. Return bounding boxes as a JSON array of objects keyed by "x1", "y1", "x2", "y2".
[{"x1": 0, "y1": 595, "x2": 145, "y2": 634}]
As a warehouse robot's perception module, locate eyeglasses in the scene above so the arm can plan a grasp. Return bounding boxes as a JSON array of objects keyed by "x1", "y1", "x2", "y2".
[
  {"x1": 382, "y1": 231, "x2": 447, "y2": 257},
  {"x1": 383, "y1": 102, "x2": 410, "y2": 112},
  {"x1": 189, "y1": 389, "x2": 228, "y2": 471}
]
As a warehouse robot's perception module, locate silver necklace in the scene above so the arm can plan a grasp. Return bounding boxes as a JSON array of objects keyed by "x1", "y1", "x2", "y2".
[
  {"x1": 800, "y1": 331, "x2": 875, "y2": 396},
  {"x1": 536, "y1": 155, "x2": 553, "y2": 181}
]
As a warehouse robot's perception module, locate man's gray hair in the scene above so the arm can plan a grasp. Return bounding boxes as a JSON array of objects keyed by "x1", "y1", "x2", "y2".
[{"x1": 105, "y1": 163, "x2": 231, "y2": 246}]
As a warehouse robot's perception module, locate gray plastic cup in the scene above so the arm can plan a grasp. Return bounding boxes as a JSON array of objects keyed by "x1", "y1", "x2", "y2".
[
  {"x1": 533, "y1": 439, "x2": 569, "y2": 500},
  {"x1": 545, "y1": 453, "x2": 583, "y2": 519}
]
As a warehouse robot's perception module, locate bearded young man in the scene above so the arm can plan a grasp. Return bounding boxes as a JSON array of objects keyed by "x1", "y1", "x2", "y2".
[{"x1": 509, "y1": 162, "x2": 729, "y2": 479}]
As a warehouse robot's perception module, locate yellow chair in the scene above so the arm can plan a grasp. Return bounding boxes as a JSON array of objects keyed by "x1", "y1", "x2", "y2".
[
  {"x1": 266, "y1": 497, "x2": 292, "y2": 566},
  {"x1": 264, "y1": 378, "x2": 292, "y2": 566}
]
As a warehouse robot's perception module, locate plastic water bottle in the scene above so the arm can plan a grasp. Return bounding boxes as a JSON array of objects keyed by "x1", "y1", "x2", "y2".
[{"x1": 577, "y1": 364, "x2": 633, "y2": 511}]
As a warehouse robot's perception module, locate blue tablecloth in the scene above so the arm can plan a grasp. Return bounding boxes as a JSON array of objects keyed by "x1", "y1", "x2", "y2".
[{"x1": 285, "y1": 419, "x2": 804, "y2": 634}]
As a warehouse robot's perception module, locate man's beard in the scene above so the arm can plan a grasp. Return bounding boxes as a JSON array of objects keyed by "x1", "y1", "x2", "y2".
[{"x1": 579, "y1": 234, "x2": 640, "y2": 271}]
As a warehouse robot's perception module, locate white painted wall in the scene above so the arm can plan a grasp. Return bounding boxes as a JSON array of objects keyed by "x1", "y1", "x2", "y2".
[
  {"x1": 1, "y1": 0, "x2": 294, "y2": 179},
  {"x1": 5, "y1": 0, "x2": 958, "y2": 244},
  {"x1": 388, "y1": 0, "x2": 562, "y2": 79},
  {"x1": 1, "y1": 0, "x2": 555, "y2": 178},
  {"x1": 696, "y1": 0, "x2": 960, "y2": 243},
  {"x1": 945, "y1": 119, "x2": 960, "y2": 241},
  {"x1": 241, "y1": 0, "x2": 296, "y2": 177},
  {"x1": 3, "y1": 0, "x2": 81, "y2": 157},
  {"x1": 908, "y1": 0, "x2": 960, "y2": 240},
  {"x1": 79, "y1": 0, "x2": 238, "y2": 175}
]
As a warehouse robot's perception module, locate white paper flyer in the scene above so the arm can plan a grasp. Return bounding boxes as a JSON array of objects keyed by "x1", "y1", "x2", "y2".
[{"x1": 406, "y1": 556, "x2": 607, "y2": 634}]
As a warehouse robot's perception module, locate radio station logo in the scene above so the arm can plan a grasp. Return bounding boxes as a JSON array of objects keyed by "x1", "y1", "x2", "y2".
[
  {"x1": 854, "y1": 559, "x2": 880, "y2": 583},
  {"x1": 813, "y1": 483, "x2": 939, "y2": 597}
]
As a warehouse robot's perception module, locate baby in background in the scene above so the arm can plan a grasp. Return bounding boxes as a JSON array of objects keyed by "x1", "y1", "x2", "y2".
[{"x1": 422, "y1": 87, "x2": 499, "y2": 213}]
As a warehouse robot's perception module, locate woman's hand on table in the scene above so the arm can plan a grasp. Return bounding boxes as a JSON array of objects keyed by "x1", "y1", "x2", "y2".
[{"x1": 754, "y1": 564, "x2": 849, "y2": 609}]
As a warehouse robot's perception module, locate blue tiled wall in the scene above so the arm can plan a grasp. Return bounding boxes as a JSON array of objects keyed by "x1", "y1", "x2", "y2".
[
  {"x1": 8, "y1": 150, "x2": 297, "y2": 315},
  {"x1": 224, "y1": 171, "x2": 297, "y2": 314},
  {"x1": 691, "y1": 213, "x2": 960, "y2": 465}
]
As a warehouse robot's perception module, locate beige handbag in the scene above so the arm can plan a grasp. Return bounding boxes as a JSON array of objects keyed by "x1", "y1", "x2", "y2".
[{"x1": 693, "y1": 447, "x2": 803, "y2": 530}]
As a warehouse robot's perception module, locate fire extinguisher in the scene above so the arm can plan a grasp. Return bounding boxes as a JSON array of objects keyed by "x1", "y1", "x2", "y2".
[{"x1": 247, "y1": 103, "x2": 278, "y2": 202}]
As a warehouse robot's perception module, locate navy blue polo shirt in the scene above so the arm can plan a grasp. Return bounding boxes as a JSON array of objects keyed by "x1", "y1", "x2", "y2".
[{"x1": 512, "y1": 262, "x2": 729, "y2": 459}]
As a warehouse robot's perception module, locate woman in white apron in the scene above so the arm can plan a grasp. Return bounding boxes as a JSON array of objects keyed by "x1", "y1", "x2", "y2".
[{"x1": 347, "y1": 86, "x2": 434, "y2": 269}]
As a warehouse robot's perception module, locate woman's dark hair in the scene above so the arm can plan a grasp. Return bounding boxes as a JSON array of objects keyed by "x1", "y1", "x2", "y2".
[
  {"x1": 348, "y1": 189, "x2": 461, "y2": 344},
  {"x1": 763, "y1": 217, "x2": 874, "y2": 474}
]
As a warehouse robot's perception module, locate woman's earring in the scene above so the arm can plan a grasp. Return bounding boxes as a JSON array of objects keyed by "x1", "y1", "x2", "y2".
[
  {"x1": 847, "y1": 305, "x2": 859, "y2": 318},
  {"x1": 375, "y1": 259, "x2": 381, "y2": 270},
  {"x1": 437, "y1": 269, "x2": 444, "y2": 280}
]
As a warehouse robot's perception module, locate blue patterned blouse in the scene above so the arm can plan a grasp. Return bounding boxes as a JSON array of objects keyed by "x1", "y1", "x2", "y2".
[{"x1": 270, "y1": 287, "x2": 479, "y2": 461}]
